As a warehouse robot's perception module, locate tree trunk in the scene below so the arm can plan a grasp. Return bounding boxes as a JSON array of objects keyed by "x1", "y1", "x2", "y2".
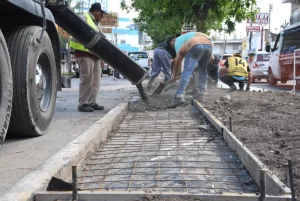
[{"x1": 192, "y1": 1, "x2": 214, "y2": 33}]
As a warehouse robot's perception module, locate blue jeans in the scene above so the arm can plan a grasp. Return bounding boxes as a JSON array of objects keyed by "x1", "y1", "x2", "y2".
[
  {"x1": 151, "y1": 48, "x2": 172, "y2": 82},
  {"x1": 176, "y1": 44, "x2": 212, "y2": 96}
]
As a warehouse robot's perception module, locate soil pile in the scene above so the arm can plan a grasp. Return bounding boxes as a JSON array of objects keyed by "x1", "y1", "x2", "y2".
[{"x1": 203, "y1": 88, "x2": 300, "y2": 196}]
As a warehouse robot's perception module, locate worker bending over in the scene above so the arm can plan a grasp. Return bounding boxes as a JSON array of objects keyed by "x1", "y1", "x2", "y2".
[
  {"x1": 169, "y1": 32, "x2": 213, "y2": 108},
  {"x1": 147, "y1": 36, "x2": 176, "y2": 90},
  {"x1": 219, "y1": 53, "x2": 252, "y2": 92}
]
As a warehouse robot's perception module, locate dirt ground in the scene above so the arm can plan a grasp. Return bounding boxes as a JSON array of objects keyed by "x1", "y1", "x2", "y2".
[{"x1": 202, "y1": 88, "x2": 300, "y2": 197}]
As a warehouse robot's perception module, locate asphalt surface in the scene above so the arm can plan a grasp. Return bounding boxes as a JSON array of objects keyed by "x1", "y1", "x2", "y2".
[{"x1": 0, "y1": 75, "x2": 138, "y2": 195}]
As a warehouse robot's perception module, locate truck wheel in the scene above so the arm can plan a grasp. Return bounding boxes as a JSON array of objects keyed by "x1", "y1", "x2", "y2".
[
  {"x1": 268, "y1": 69, "x2": 277, "y2": 86},
  {"x1": 7, "y1": 26, "x2": 57, "y2": 137},
  {"x1": 0, "y1": 30, "x2": 13, "y2": 144}
]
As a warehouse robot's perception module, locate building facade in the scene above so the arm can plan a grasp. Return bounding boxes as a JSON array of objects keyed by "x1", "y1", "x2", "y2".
[
  {"x1": 212, "y1": 40, "x2": 242, "y2": 56},
  {"x1": 282, "y1": 0, "x2": 300, "y2": 25}
]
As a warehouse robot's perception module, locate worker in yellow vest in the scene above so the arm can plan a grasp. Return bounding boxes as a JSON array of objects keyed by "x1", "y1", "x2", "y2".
[
  {"x1": 219, "y1": 53, "x2": 252, "y2": 92},
  {"x1": 70, "y1": 3, "x2": 107, "y2": 112}
]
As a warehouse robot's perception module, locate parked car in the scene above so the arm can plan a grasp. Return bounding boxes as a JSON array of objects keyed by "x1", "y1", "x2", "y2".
[
  {"x1": 128, "y1": 51, "x2": 151, "y2": 77},
  {"x1": 102, "y1": 63, "x2": 113, "y2": 76},
  {"x1": 247, "y1": 51, "x2": 270, "y2": 82}
]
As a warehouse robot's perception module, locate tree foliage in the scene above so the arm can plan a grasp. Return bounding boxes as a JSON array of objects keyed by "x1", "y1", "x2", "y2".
[{"x1": 121, "y1": 0, "x2": 259, "y2": 45}]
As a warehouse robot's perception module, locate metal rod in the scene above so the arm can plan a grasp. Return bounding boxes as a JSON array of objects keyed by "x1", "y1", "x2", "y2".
[
  {"x1": 78, "y1": 172, "x2": 246, "y2": 178},
  {"x1": 90, "y1": 153, "x2": 237, "y2": 160},
  {"x1": 229, "y1": 117, "x2": 232, "y2": 132},
  {"x1": 72, "y1": 166, "x2": 78, "y2": 201},
  {"x1": 82, "y1": 166, "x2": 244, "y2": 171},
  {"x1": 259, "y1": 169, "x2": 266, "y2": 201},
  {"x1": 288, "y1": 160, "x2": 296, "y2": 201},
  {"x1": 284, "y1": 163, "x2": 290, "y2": 187},
  {"x1": 77, "y1": 179, "x2": 252, "y2": 185},
  {"x1": 95, "y1": 148, "x2": 232, "y2": 155},
  {"x1": 82, "y1": 186, "x2": 244, "y2": 191},
  {"x1": 85, "y1": 160, "x2": 241, "y2": 165}
]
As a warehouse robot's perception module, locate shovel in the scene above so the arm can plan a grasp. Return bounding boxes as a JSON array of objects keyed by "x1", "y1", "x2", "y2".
[{"x1": 152, "y1": 75, "x2": 181, "y2": 95}]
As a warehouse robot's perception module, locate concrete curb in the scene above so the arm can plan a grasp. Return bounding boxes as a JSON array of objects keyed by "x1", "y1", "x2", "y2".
[
  {"x1": 193, "y1": 100, "x2": 291, "y2": 195},
  {"x1": 0, "y1": 103, "x2": 128, "y2": 201},
  {"x1": 35, "y1": 191, "x2": 292, "y2": 201}
]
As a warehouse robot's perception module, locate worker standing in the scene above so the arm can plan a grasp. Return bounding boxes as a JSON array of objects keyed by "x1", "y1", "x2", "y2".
[
  {"x1": 219, "y1": 53, "x2": 252, "y2": 92},
  {"x1": 169, "y1": 32, "x2": 213, "y2": 108},
  {"x1": 147, "y1": 36, "x2": 176, "y2": 91},
  {"x1": 70, "y1": 3, "x2": 107, "y2": 112}
]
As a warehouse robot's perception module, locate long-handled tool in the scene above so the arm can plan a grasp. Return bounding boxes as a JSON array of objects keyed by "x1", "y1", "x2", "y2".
[{"x1": 152, "y1": 75, "x2": 181, "y2": 95}]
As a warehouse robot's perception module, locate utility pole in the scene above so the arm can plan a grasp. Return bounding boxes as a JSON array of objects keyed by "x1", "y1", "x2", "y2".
[
  {"x1": 267, "y1": 3, "x2": 273, "y2": 45},
  {"x1": 261, "y1": 26, "x2": 264, "y2": 50},
  {"x1": 249, "y1": 22, "x2": 252, "y2": 51},
  {"x1": 269, "y1": 3, "x2": 273, "y2": 32}
]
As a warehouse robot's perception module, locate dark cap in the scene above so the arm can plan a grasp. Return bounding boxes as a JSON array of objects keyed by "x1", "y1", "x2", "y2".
[
  {"x1": 210, "y1": 54, "x2": 220, "y2": 67},
  {"x1": 90, "y1": 2, "x2": 108, "y2": 15}
]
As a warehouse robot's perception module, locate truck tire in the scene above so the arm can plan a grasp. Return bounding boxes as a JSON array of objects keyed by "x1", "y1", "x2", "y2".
[
  {"x1": 0, "y1": 30, "x2": 13, "y2": 144},
  {"x1": 268, "y1": 68, "x2": 277, "y2": 86},
  {"x1": 7, "y1": 26, "x2": 57, "y2": 137}
]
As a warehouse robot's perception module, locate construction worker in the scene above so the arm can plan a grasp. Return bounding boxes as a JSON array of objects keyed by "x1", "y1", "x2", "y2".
[
  {"x1": 207, "y1": 54, "x2": 220, "y2": 86},
  {"x1": 70, "y1": 3, "x2": 107, "y2": 112},
  {"x1": 219, "y1": 53, "x2": 252, "y2": 92},
  {"x1": 169, "y1": 32, "x2": 213, "y2": 108},
  {"x1": 147, "y1": 36, "x2": 176, "y2": 91}
]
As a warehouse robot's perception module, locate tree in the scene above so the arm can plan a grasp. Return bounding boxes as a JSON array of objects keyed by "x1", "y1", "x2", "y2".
[{"x1": 121, "y1": 0, "x2": 259, "y2": 44}]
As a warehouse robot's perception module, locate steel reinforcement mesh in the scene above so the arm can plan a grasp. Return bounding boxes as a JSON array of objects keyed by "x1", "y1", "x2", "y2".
[{"x1": 77, "y1": 107, "x2": 258, "y2": 194}]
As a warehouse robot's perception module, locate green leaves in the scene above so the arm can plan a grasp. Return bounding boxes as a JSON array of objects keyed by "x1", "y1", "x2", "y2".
[{"x1": 121, "y1": 0, "x2": 258, "y2": 46}]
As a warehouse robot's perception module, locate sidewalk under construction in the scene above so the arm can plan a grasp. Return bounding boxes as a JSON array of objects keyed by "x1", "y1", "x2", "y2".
[
  {"x1": 77, "y1": 108, "x2": 258, "y2": 193},
  {"x1": 32, "y1": 99, "x2": 292, "y2": 201}
]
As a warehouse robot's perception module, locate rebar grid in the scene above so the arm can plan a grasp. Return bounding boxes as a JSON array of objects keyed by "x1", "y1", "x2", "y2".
[{"x1": 78, "y1": 108, "x2": 258, "y2": 193}]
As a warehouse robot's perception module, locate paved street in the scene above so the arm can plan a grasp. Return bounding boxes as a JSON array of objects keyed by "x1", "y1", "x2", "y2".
[{"x1": 0, "y1": 75, "x2": 139, "y2": 194}]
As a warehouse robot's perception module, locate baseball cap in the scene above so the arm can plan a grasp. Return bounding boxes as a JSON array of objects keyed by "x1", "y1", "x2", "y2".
[{"x1": 90, "y1": 2, "x2": 108, "y2": 15}]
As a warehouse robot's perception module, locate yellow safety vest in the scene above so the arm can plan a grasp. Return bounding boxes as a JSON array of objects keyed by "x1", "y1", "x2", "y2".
[
  {"x1": 69, "y1": 13, "x2": 98, "y2": 52},
  {"x1": 228, "y1": 57, "x2": 248, "y2": 77}
]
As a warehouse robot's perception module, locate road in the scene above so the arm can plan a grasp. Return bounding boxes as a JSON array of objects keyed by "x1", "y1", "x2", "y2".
[{"x1": 0, "y1": 75, "x2": 139, "y2": 194}]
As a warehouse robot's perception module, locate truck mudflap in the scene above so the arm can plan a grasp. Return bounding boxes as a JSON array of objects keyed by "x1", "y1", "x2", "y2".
[{"x1": 47, "y1": 5, "x2": 148, "y2": 86}]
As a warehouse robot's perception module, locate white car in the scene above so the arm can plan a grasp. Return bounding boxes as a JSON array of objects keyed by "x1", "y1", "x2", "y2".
[
  {"x1": 247, "y1": 51, "x2": 270, "y2": 82},
  {"x1": 128, "y1": 51, "x2": 151, "y2": 77}
]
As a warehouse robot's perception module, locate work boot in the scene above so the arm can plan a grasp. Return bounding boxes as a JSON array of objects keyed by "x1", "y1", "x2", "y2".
[
  {"x1": 89, "y1": 103, "x2": 104, "y2": 110},
  {"x1": 229, "y1": 85, "x2": 237, "y2": 92},
  {"x1": 78, "y1": 104, "x2": 94, "y2": 112},
  {"x1": 169, "y1": 96, "x2": 185, "y2": 108},
  {"x1": 147, "y1": 77, "x2": 155, "y2": 91}
]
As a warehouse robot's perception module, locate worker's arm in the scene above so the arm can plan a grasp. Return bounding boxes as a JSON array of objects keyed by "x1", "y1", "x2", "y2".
[
  {"x1": 171, "y1": 48, "x2": 185, "y2": 82},
  {"x1": 219, "y1": 60, "x2": 229, "y2": 76}
]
